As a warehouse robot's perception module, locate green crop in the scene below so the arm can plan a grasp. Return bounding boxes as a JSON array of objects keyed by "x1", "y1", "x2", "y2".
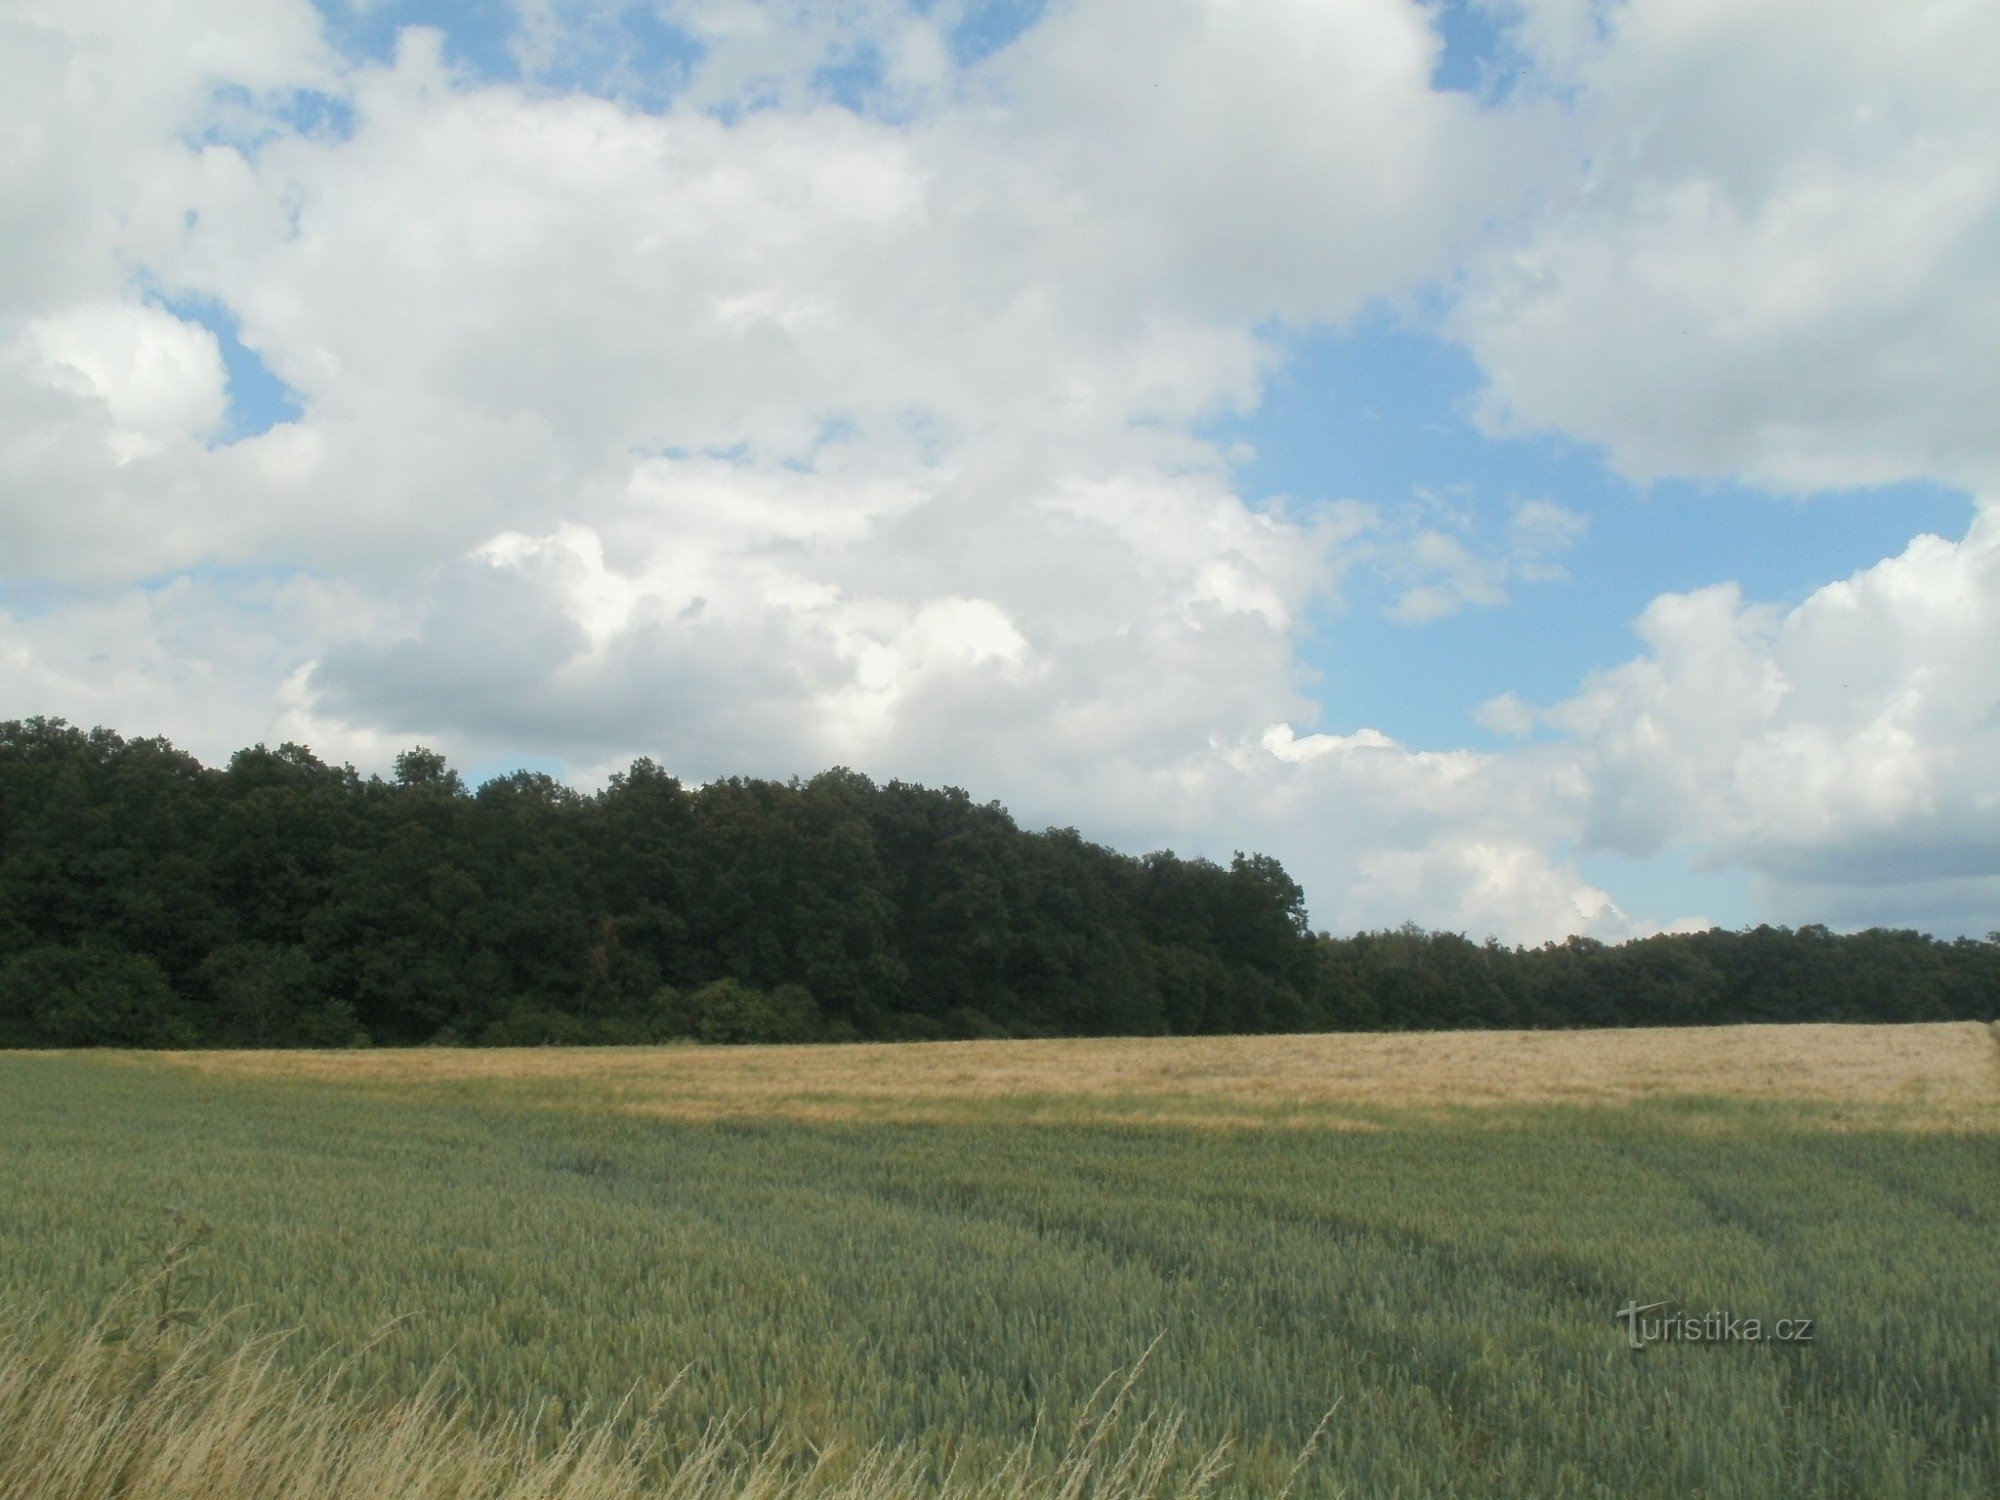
[{"x1": 1, "y1": 1049, "x2": 1995, "y2": 1497}]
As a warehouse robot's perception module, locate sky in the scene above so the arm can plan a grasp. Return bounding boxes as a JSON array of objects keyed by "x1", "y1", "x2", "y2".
[{"x1": 2, "y1": 0, "x2": 1996, "y2": 944}]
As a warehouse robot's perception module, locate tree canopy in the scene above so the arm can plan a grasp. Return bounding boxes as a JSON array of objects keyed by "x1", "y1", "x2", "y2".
[{"x1": 2, "y1": 718, "x2": 1994, "y2": 1048}]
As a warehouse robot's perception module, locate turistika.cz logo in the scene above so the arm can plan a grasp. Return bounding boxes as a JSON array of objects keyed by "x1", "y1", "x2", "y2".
[{"x1": 1615, "y1": 1302, "x2": 1815, "y2": 1350}]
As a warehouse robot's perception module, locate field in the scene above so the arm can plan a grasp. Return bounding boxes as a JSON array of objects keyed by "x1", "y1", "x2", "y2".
[{"x1": 3, "y1": 1022, "x2": 1997, "y2": 1497}]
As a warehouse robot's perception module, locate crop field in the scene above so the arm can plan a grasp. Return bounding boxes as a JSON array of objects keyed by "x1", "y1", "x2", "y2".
[{"x1": 3, "y1": 1022, "x2": 1998, "y2": 1497}]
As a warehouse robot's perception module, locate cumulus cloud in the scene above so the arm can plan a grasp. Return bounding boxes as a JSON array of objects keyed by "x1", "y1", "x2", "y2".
[
  {"x1": 1240, "y1": 724, "x2": 1620, "y2": 941},
  {"x1": 1350, "y1": 837, "x2": 1620, "y2": 940},
  {"x1": 0, "y1": 569, "x2": 410, "y2": 770},
  {"x1": 309, "y1": 441, "x2": 1355, "y2": 797},
  {"x1": 1457, "y1": 0, "x2": 2000, "y2": 494},
  {"x1": 980, "y1": 0, "x2": 1552, "y2": 323},
  {"x1": 18, "y1": 303, "x2": 229, "y2": 450},
  {"x1": 1544, "y1": 501, "x2": 2000, "y2": 924},
  {"x1": 0, "y1": 0, "x2": 332, "y2": 319}
]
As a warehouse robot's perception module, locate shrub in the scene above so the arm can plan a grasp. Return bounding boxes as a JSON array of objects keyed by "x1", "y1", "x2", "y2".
[
  {"x1": 650, "y1": 979, "x2": 823, "y2": 1044},
  {"x1": 480, "y1": 1002, "x2": 594, "y2": 1047},
  {"x1": 0, "y1": 945, "x2": 194, "y2": 1048}
]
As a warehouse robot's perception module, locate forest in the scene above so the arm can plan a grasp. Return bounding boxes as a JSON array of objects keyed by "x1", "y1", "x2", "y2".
[{"x1": 2, "y1": 717, "x2": 1995, "y2": 1048}]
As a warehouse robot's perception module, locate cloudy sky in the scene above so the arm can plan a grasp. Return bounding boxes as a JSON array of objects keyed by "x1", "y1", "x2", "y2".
[{"x1": 4, "y1": 0, "x2": 1996, "y2": 943}]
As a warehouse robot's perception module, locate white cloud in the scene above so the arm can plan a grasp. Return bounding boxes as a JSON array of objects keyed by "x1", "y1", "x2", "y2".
[
  {"x1": 1458, "y1": 0, "x2": 2000, "y2": 494},
  {"x1": 653, "y1": 0, "x2": 958, "y2": 117},
  {"x1": 1474, "y1": 691, "x2": 1538, "y2": 738},
  {"x1": 18, "y1": 302, "x2": 229, "y2": 455},
  {"x1": 1386, "y1": 529, "x2": 1510, "y2": 623},
  {"x1": 304, "y1": 439, "x2": 1354, "y2": 793},
  {"x1": 0, "y1": 0, "x2": 332, "y2": 318},
  {"x1": 1545, "y1": 501, "x2": 2000, "y2": 920},
  {"x1": 1350, "y1": 837, "x2": 1622, "y2": 942},
  {"x1": 1507, "y1": 499, "x2": 1587, "y2": 578},
  {"x1": 983, "y1": 0, "x2": 1554, "y2": 324},
  {"x1": 0, "y1": 570, "x2": 409, "y2": 770},
  {"x1": 1232, "y1": 724, "x2": 1622, "y2": 942},
  {"x1": 1359, "y1": 494, "x2": 1586, "y2": 623}
]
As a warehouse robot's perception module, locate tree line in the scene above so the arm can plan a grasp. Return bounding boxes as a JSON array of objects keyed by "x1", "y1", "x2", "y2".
[{"x1": 1, "y1": 718, "x2": 1994, "y2": 1048}]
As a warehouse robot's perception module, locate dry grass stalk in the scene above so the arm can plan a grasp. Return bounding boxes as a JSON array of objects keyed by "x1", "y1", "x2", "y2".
[{"x1": 0, "y1": 1318, "x2": 1232, "y2": 1500}]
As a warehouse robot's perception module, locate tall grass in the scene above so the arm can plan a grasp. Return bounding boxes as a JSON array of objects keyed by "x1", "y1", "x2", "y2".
[{"x1": 0, "y1": 1317, "x2": 1236, "y2": 1500}]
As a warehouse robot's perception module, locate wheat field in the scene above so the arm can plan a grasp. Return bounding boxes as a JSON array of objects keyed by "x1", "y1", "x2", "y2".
[
  {"x1": 143, "y1": 1019, "x2": 2000, "y2": 1129},
  {"x1": 4, "y1": 1023, "x2": 1998, "y2": 1497}
]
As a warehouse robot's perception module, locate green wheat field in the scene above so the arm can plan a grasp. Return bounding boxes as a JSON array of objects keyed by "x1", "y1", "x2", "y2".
[{"x1": 3, "y1": 1024, "x2": 1997, "y2": 1498}]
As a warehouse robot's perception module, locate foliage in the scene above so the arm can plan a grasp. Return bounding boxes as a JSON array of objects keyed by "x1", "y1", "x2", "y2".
[
  {"x1": 0, "y1": 943, "x2": 192, "y2": 1047},
  {"x1": 1, "y1": 717, "x2": 1996, "y2": 1049},
  {"x1": 650, "y1": 980, "x2": 827, "y2": 1045},
  {"x1": 1313, "y1": 923, "x2": 2000, "y2": 1032}
]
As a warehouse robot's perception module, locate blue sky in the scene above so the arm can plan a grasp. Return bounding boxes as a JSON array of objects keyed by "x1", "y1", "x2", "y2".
[
  {"x1": 1220, "y1": 318, "x2": 1972, "y2": 748},
  {"x1": 4, "y1": 0, "x2": 1995, "y2": 942}
]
